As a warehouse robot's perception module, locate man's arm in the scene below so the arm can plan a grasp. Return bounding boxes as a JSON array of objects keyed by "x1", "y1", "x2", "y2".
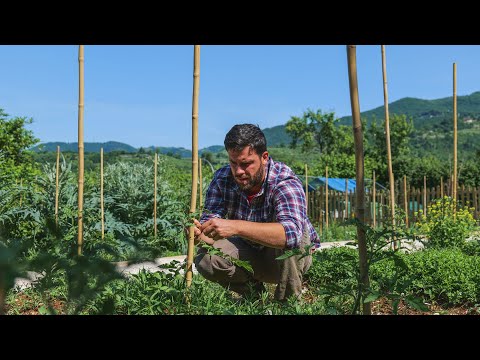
[{"x1": 201, "y1": 218, "x2": 286, "y2": 249}]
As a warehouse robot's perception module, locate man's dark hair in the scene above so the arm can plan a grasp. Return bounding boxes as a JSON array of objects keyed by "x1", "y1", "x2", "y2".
[{"x1": 224, "y1": 124, "x2": 267, "y2": 155}]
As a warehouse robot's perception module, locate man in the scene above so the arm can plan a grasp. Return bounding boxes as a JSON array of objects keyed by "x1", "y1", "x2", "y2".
[{"x1": 193, "y1": 124, "x2": 320, "y2": 301}]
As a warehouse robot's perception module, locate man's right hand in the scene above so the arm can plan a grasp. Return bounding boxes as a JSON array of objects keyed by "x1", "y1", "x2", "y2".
[{"x1": 192, "y1": 219, "x2": 215, "y2": 245}]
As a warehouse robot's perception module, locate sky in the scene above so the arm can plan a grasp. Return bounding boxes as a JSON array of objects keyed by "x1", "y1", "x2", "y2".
[{"x1": 1, "y1": 45, "x2": 480, "y2": 150}]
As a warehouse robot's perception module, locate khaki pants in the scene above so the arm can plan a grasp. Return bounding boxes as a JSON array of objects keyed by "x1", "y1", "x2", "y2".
[{"x1": 194, "y1": 231, "x2": 312, "y2": 301}]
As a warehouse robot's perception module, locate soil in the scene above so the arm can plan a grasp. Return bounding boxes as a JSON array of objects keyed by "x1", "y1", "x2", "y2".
[
  {"x1": 6, "y1": 289, "x2": 480, "y2": 315},
  {"x1": 370, "y1": 297, "x2": 479, "y2": 315}
]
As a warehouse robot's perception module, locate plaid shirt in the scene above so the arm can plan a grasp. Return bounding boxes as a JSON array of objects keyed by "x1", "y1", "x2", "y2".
[{"x1": 200, "y1": 157, "x2": 320, "y2": 250}]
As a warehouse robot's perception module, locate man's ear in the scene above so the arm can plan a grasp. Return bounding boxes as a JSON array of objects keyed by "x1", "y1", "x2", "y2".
[{"x1": 262, "y1": 151, "x2": 269, "y2": 163}]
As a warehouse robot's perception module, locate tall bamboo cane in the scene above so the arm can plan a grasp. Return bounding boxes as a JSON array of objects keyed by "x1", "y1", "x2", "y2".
[
  {"x1": 154, "y1": 152, "x2": 157, "y2": 238},
  {"x1": 55, "y1": 146, "x2": 60, "y2": 226},
  {"x1": 453, "y1": 63, "x2": 458, "y2": 215},
  {"x1": 347, "y1": 45, "x2": 370, "y2": 315},
  {"x1": 344, "y1": 178, "x2": 348, "y2": 220},
  {"x1": 305, "y1": 164, "x2": 308, "y2": 213},
  {"x1": 199, "y1": 158, "x2": 203, "y2": 208},
  {"x1": 325, "y1": 166, "x2": 329, "y2": 230},
  {"x1": 186, "y1": 45, "x2": 200, "y2": 287},
  {"x1": 423, "y1": 175, "x2": 427, "y2": 217},
  {"x1": 101, "y1": 147, "x2": 104, "y2": 240},
  {"x1": 440, "y1": 176, "x2": 444, "y2": 198},
  {"x1": 403, "y1": 175, "x2": 409, "y2": 227},
  {"x1": 19, "y1": 179, "x2": 23, "y2": 206},
  {"x1": 381, "y1": 45, "x2": 396, "y2": 248},
  {"x1": 373, "y1": 170, "x2": 376, "y2": 227},
  {"x1": 77, "y1": 45, "x2": 85, "y2": 256}
]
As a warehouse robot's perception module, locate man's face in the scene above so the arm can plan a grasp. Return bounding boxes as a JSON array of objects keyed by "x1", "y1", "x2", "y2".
[{"x1": 227, "y1": 146, "x2": 268, "y2": 194}]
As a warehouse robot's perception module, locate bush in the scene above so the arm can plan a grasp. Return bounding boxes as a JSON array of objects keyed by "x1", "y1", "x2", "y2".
[
  {"x1": 415, "y1": 196, "x2": 476, "y2": 249},
  {"x1": 371, "y1": 248, "x2": 480, "y2": 306}
]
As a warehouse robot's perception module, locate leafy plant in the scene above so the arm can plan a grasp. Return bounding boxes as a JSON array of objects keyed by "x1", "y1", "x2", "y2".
[{"x1": 415, "y1": 196, "x2": 477, "y2": 249}]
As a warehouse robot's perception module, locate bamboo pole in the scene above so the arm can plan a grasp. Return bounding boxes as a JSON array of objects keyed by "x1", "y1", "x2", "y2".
[
  {"x1": 344, "y1": 178, "x2": 348, "y2": 220},
  {"x1": 423, "y1": 176, "x2": 427, "y2": 216},
  {"x1": 347, "y1": 45, "x2": 370, "y2": 315},
  {"x1": 199, "y1": 158, "x2": 203, "y2": 208},
  {"x1": 100, "y1": 147, "x2": 104, "y2": 240},
  {"x1": 372, "y1": 170, "x2": 376, "y2": 228},
  {"x1": 55, "y1": 145, "x2": 60, "y2": 226},
  {"x1": 186, "y1": 45, "x2": 200, "y2": 287},
  {"x1": 325, "y1": 166, "x2": 329, "y2": 230},
  {"x1": 440, "y1": 176, "x2": 444, "y2": 198},
  {"x1": 77, "y1": 45, "x2": 85, "y2": 256},
  {"x1": 154, "y1": 152, "x2": 158, "y2": 238},
  {"x1": 453, "y1": 63, "x2": 458, "y2": 216},
  {"x1": 19, "y1": 178, "x2": 23, "y2": 207},
  {"x1": 305, "y1": 164, "x2": 308, "y2": 213},
  {"x1": 404, "y1": 175, "x2": 409, "y2": 227},
  {"x1": 381, "y1": 45, "x2": 396, "y2": 248}
]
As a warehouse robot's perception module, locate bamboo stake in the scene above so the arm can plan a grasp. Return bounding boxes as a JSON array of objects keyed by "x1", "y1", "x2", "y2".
[
  {"x1": 347, "y1": 45, "x2": 370, "y2": 315},
  {"x1": 186, "y1": 45, "x2": 200, "y2": 287},
  {"x1": 199, "y1": 158, "x2": 203, "y2": 208},
  {"x1": 305, "y1": 164, "x2": 308, "y2": 213},
  {"x1": 77, "y1": 45, "x2": 84, "y2": 256},
  {"x1": 325, "y1": 166, "x2": 329, "y2": 230},
  {"x1": 19, "y1": 178, "x2": 23, "y2": 207},
  {"x1": 453, "y1": 63, "x2": 458, "y2": 216},
  {"x1": 381, "y1": 45, "x2": 396, "y2": 248},
  {"x1": 373, "y1": 171, "x2": 376, "y2": 228},
  {"x1": 440, "y1": 176, "x2": 444, "y2": 198},
  {"x1": 101, "y1": 147, "x2": 104, "y2": 240},
  {"x1": 423, "y1": 176, "x2": 427, "y2": 216},
  {"x1": 55, "y1": 146, "x2": 60, "y2": 226},
  {"x1": 404, "y1": 175, "x2": 408, "y2": 227},
  {"x1": 154, "y1": 152, "x2": 157, "y2": 238},
  {"x1": 344, "y1": 178, "x2": 348, "y2": 220}
]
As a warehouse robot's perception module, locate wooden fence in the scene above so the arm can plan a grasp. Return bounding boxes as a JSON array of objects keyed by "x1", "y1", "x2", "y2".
[{"x1": 307, "y1": 183, "x2": 480, "y2": 228}]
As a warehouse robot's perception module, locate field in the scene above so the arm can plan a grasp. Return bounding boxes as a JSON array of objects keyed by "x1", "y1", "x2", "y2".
[{"x1": 2, "y1": 151, "x2": 480, "y2": 315}]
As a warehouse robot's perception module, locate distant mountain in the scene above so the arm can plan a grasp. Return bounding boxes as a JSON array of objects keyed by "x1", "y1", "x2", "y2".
[
  {"x1": 32, "y1": 92, "x2": 480, "y2": 157},
  {"x1": 32, "y1": 141, "x2": 137, "y2": 153},
  {"x1": 337, "y1": 91, "x2": 480, "y2": 129},
  {"x1": 262, "y1": 91, "x2": 480, "y2": 146},
  {"x1": 31, "y1": 142, "x2": 227, "y2": 158}
]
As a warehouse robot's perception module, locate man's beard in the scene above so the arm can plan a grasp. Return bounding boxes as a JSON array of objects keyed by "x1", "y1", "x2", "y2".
[{"x1": 235, "y1": 165, "x2": 265, "y2": 193}]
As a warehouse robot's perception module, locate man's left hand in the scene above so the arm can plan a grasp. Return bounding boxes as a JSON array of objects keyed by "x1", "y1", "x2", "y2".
[{"x1": 201, "y1": 218, "x2": 237, "y2": 241}]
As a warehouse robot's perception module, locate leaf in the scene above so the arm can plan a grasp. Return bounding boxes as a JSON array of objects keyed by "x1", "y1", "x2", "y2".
[
  {"x1": 38, "y1": 305, "x2": 49, "y2": 315},
  {"x1": 364, "y1": 292, "x2": 380, "y2": 303},
  {"x1": 405, "y1": 295, "x2": 429, "y2": 312}
]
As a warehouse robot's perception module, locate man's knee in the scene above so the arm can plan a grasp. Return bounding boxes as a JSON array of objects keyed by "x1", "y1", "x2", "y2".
[{"x1": 194, "y1": 251, "x2": 236, "y2": 282}]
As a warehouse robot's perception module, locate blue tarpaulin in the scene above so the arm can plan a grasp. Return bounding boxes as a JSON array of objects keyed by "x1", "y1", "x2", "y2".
[{"x1": 297, "y1": 176, "x2": 385, "y2": 192}]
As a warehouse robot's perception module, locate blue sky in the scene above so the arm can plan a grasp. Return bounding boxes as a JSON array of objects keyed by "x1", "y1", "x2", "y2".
[{"x1": 1, "y1": 45, "x2": 479, "y2": 149}]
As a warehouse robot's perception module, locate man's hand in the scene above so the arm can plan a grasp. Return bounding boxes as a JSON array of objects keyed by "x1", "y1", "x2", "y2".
[
  {"x1": 201, "y1": 218, "x2": 237, "y2": 241},
  {"x1": 192, "y1": 219, "x2": 214, "y2": 245}
]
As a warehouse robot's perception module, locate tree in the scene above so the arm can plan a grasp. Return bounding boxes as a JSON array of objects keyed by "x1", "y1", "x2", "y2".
[
  {"x1": 285, "y1": 109, "x2": 354, "y2": 155},
  {"x1": 0, "y1": 109, "x2": 40, "y2": 186},
  {"x1": 366, "y1": 113, "x2": 414, "y2": 183}
]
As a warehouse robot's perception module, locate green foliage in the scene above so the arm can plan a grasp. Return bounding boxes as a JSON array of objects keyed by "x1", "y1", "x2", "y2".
[
  {"x1": 0, "y1": 109, "x2": 40, "y2": 188},
  {"x1": 415, "y1": 196, "x2": 477, "y2": 249},
  {"x1": 285, "y1": 109, "x2": 353, "y2": 156},
  {"x1": 370, "y1": 248, "x2": 480, "y2": 306}
]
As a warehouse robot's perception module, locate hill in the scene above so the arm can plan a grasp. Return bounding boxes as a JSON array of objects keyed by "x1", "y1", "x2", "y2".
[
  {"x1": 337, "y1": 91, "x2": 480, "y2": 130},
  {"x1": 31, "y1": 141, "x2": 227, "y2": 158},
  {"x1": 32, "y1": 141, "x2": 137, "y2": 153},
  {"x1": 261, "y1": 91, "x2": 480, "y2": 147}
]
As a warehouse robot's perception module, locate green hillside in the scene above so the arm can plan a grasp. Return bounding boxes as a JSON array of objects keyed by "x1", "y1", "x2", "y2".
[
  {"x1": 262, "y1": 91, "x2": 480, "y2": 153},
  {"x1": 337, "y1": 91, "x2": 480, "y2": 130},
  {"x1": 32, "y1": 141, "x2": 137, "y2": 153}
]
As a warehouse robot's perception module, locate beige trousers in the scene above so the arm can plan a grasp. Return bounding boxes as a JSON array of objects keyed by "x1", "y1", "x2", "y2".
[{"x1": 194, "y1": 230, "x2": 312, "y2": 301}]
